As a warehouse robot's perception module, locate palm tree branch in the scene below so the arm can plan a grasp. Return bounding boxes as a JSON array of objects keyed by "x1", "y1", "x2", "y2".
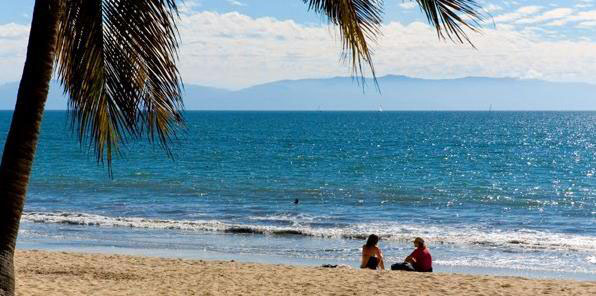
[
  {"x1": 55, "y1": 0, "x2": 183, "y2": 174},
  {"x1": 413, "y1": 0, "x2": 484, "y2": 45},
  {"x1": 304, "y1": 0, "x2": 383, "y2": 80},
  {"x1": 303, "y1": 1, "x2": 484, "y2": 79}
]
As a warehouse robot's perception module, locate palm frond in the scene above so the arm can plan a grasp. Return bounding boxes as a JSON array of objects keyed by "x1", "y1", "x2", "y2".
[
  {"x1": 413, "y1": 0, "x2": 484, "y2": 45},
  {"x1": 55, "y1": 0, "x2": 183, "y2": 174},
  {"x1": 304, "y1": 0, "x2": 383, "y2": 80},
  {"x1": 304, "y1": 1, "x2": 484, "y2": 79}
]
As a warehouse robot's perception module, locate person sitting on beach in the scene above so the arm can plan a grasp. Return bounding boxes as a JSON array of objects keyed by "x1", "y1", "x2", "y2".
[
  {"x1": 360, "y1": 234, "x2": 385, "y2": 270},
  {"x1": 391, "y1": 237, "x2": 433, "y2": 272}
]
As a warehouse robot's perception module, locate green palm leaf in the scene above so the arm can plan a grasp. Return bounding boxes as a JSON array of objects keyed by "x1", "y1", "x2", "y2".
[
  {"x1": 414, "y1": 0, "x2": 483, "y2": 45},
  {"x1": 55, "y1": 0, "x2": 183, "y2": 174},
  {"x1": 304, "y1": 0, "x2": 383, "y2": 79},
  {"x1": 305, "y1": 0, "x2": 484, "y2": 77}
]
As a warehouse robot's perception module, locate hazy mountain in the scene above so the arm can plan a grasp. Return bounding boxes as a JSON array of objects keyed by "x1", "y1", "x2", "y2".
[
  {"x1": 187, "y1": 75, "x2": 596, "y2": 111},
  {"x1": 0, "y1": 81, "x2": 68, "y2": 110},
  {"x1": 1, "y1": 75, "x2": 595, "y2": 110}
]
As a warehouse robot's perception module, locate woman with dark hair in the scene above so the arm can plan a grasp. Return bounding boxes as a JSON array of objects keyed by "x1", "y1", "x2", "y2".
[{"x1": 360, "y1": 234, "x2": 385, "y2": 270}]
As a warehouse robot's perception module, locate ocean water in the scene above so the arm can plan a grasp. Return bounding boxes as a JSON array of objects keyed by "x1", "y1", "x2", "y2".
[{"x1": 1, "y1": 111, "x2": 594, "y2": 280}]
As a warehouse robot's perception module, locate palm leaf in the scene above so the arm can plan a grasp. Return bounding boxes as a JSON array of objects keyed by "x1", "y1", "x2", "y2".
[
  {"x1": 305, "y1": 0, "x2": 484, "y2": 78},
  {"x1": 413, "y1": 0, "x2": 483, "y2": 45},
  {"x1": 55, "y1": 0, "x2": 183, "y2": 174},
  {"x1": 304, "y1": 0, "x2": 383, "y2": 80}
]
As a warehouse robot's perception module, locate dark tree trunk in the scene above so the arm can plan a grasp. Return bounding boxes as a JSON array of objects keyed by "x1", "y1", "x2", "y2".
[{"x1": 0, "y1": 0, "x2": 62, "y2": 295}]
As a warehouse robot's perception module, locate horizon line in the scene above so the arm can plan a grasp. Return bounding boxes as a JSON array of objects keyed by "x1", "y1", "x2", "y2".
[
  {"x1": 2, "y1": 74, "x2": 596, "y2": 92},
  {"x1": 2, "y1": 109, "x2": 596, "y2": 112}
]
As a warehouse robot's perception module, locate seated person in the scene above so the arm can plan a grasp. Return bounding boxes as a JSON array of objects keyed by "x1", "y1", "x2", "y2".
[
  {"x1": 391, "y1": 237, "x2": 433, "y2": 272},
  {"x1": 360, "y1": 234, "x2": 385, "y2": 270}
]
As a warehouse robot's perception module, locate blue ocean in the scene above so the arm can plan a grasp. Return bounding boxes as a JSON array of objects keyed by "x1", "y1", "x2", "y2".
[{"x1": 1, "y1": 111, "x2": 594, "y2": 280}]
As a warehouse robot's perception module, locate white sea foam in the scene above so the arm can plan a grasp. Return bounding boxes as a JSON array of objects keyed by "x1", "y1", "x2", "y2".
[
  {"x1": 21, "y1": 211, "x2": 596, "y2": 254},
  {"x1": 247, "y1": 213, "x2": 320, "y2": 223},
  {"x1": 433, "y1": 258, "x2": 596, "y2": 274}
]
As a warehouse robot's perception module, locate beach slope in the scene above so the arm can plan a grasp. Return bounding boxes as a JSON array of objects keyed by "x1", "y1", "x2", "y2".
[{"x1": 15, "y1": 250, "x2": 595, "y2": 296}]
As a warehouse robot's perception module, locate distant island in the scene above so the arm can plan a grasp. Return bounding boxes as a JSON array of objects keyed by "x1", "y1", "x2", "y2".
[{"x1": 1, "y1": 75, "x2": 595, "y2": 111}]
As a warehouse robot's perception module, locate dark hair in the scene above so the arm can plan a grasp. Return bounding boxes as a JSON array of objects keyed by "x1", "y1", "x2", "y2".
[{"x1": 365, "y1": 234, "x2": 379, "y2": 248}]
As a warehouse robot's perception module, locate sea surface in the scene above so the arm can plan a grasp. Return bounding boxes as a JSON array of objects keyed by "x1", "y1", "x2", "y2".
[{"x1": 1, "y1": 111, "x2": 595, "y2": 280}]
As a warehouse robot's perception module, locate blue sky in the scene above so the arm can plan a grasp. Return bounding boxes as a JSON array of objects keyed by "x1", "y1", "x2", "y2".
[
  {"x1": 5, "y1": 1, "x2": 595, "y2": 37},
  {"x1": 0, "y1": 0, "x2": 426, "y2": 25},
  {"x1": 1, "y1": 1, "x2": 595, "y2": 89}
]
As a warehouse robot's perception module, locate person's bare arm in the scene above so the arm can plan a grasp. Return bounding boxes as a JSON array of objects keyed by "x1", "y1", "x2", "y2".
[
  {"x1": 376, "y1": 248, "x2": 385, "y2": 270},
  {"x1": 360, "y1": 248, "x2": 369, "y2": 268}
]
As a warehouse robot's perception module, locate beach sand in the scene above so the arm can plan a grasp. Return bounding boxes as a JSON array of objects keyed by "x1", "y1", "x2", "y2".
[{"x1": 15, "y1": 250, "x2": 595, "y2": 295}]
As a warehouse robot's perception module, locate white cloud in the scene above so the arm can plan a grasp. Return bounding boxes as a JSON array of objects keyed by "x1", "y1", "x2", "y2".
[
  {"x1": 569, "y1": 10, "x2": 596, "y2": 22},
  {"x1": 227, "y1": 0, "x2": 246, "y2": 7},
  {"x1": 493, "y1": 6, "x2": 542, "y2": 23},
  {"x1": 545, "y1": 19, "x2": 566, "y2": 27},
  {"x1": 373, "y1": 22, "x2": 596, "y2": 85},
  {"x1": 0, "y1": 23, "x2": 29, "y2": 82},
  {"x1": 546, "y1": 10, "x2": 596, "y2": 26},
  {"x1": 515, "y1": 8, "x2": 574, "y2": 25},
  {"x1": 176, "y1": 12, "x2": 345, "y2": 89},
  {"x1": 522, "y1": 69, "x2": 544, "y2": 80},
  {"x1": 1, "y1": 11, "x2": 595, "y2": 90},
  {"x1": 577, "y1": 21, "x2": 596, "y2": 28},
  {"x1": 179, "y1": 0, "x2": 201, "y2": 14},
  {"x1": 576, "y1": 0, "x2": 594, "y2": 9},
  {"x1": 399, "y1": 2, "x2": 417, "y2": 10},
  {"x1": 173, "y1": 12, "x2": 596, "y2": 89},
  {"x1": 0, "y1": 23, "x2": 29, "y2": 39},
  {"x1": 518, "y1": 6, "x2": 542, "y2": 14},
  {"x1": 484, "y1": 4, "x2": 503, "y2": 13}
]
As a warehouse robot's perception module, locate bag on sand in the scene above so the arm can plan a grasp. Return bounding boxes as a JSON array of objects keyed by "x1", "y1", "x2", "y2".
[{"x1": 391, "y1": 262, "x2": 416, "y2": 271}]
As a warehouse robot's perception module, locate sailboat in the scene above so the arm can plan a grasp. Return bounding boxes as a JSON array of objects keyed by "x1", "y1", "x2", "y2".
[{"x1": 378, "y1": 104, "x2": 383, "y2": 112}]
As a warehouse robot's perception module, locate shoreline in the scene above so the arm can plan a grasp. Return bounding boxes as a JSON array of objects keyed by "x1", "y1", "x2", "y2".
[
  {"x1": 15, "y1": 250, "x2": 596, "y2": 296},
  {"x1": 18, "y1": 223, "x2": 596, "y2": 282},
  {"x1": 17, "y1": 243, "x2": 596, "y2": 282}
]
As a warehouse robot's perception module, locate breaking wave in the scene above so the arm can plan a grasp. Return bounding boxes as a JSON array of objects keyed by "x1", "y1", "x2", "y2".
[{"x1": 22, "y1": 211, "x2": 596, "y2": 255}]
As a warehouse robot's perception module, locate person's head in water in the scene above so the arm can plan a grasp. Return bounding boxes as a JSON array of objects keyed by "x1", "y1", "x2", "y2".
[
  {"x1": 413, "y1": 237, "x2": 425, "y2": 248},
  {"x1": 365, "y1": 234, "x2": 380, "y2": 248}
]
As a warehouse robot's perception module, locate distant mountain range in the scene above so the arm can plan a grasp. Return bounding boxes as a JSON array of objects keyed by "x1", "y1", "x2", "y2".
[{"x1": 1, "y1": 75, "x2": 595, "y2": 110}]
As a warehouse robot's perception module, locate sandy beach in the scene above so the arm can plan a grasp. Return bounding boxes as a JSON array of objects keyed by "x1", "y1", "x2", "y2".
[{"x1": 14, "y1": 250, "x2": 595, "y2": 296}]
